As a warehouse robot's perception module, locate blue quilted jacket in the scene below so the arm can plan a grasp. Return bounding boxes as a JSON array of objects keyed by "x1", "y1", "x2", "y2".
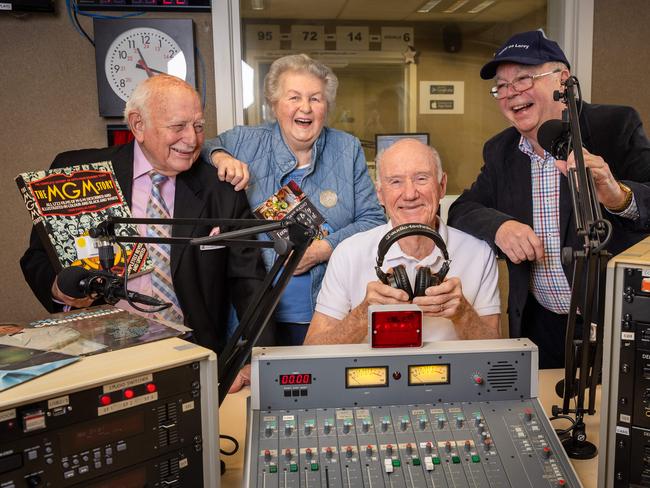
[{"x1": 202, "y1": 122, "x2": 386, "y2": 311}]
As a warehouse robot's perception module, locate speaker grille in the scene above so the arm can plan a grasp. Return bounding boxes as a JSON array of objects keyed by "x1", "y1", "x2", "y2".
[{"x1": 487, "y1": 361, "x2": 518, "y2": 391}]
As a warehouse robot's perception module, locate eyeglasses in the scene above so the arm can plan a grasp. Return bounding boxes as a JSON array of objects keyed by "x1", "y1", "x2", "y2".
[{"x1": 489, "y1": 68, "x2": 562, "y2": 100}]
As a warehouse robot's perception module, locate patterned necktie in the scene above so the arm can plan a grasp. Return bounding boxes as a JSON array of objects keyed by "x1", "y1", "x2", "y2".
[{"x1": 146, "y1": 171, "x2": 184, "y2": 323}]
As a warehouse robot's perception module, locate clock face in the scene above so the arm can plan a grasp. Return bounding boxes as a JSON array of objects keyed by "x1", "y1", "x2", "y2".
[{"x1": 104, "y1": 27, "x2": 188, "y2": 102}]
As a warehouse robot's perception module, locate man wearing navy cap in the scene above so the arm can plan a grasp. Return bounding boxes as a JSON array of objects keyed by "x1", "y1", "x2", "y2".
[{"x1": 449, "y1": 30, "x2": 650, "y2": 368}]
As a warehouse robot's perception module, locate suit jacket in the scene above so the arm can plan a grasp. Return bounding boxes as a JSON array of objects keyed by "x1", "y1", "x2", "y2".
[
  {"x1": 448, "y1": 103, "x2": 650, "y2": 338},
  {"x1": 20, "y1": 141, "x2": 267, "y2": 354}
]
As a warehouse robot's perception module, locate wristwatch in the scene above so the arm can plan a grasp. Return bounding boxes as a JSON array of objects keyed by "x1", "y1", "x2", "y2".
[{"x1": 606, "y1": 181, "x2": 633, "y2": 212}]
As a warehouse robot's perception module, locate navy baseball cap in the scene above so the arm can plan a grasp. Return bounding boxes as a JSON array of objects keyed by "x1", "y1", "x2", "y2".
[{"x1": 480, "y1": 30, "x2": 570, "y2": 80}]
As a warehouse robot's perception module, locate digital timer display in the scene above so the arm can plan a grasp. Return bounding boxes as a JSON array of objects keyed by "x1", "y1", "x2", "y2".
[
  {"x1": 77, "y1": 0, "x2": 210, "y2": 12},
  {"x1": 279, "y1": 373, "x2": 312, "y2": 385}
]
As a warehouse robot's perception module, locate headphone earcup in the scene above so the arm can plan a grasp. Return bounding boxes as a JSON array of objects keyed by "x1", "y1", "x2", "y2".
[
  {"x1": 414, "y1": 267, "x2": 432, "y2": 297},
  {"x1": 389, "y1": 265, "x2": 414, "y2": 300}
]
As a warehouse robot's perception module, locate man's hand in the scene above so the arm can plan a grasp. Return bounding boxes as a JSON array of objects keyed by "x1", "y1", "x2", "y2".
[
  {"x1": 412, "y1": 277, "x2": 469, "y2": 322},
  {"x1": 413, "y1": 277, "x2": 500, "y2": 339},
  {"x1": 210, "y1": 151, "x2": 250, "y2": 191},
  {"x1": 228, "y1": 364, "x2": 251, "y2": 393},
  {"x1": 293, "y1": 240, "x2": 333, "y2": 275},
  {"x1": 304, "y1": 280, "x2": 410, "y2": 345},
  {"x1": 555, "y1": 148, "x2": 627, "y2": 209},
  {"x1": 51, "y1": 276, "x2": 94, "y2": 308},
  {"x1": 495, "y1": 220, "x2": 544, "y2": 263},
  {"x1": 364, "y1": 279, "x2": 410, "y2": 306}
]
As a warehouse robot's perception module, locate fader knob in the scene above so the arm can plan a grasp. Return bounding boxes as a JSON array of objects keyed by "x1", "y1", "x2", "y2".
[
  {"x1": 483, "y1": 438, "x2": 492, "y2": 451},
  {"x1": 524, "y1": 409, "x2": 533, "y2": 422}
]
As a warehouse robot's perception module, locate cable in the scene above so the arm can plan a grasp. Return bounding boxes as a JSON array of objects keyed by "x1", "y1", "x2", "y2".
[
  {"x1": 550, "y1": 414, "x2": 576, "y2": 436},
  {"x1": 219, "y1": 433, "x2": 240, "y2": 456},
  {"x1": 64, "y1": 0, "x2": 146, "y2": 46},
  {"x1": 72, "y1": 1, "x2": 94, "y2": 46},
  {"x1": 116, "y1": 240, "x2": 170, "y2": 314}
]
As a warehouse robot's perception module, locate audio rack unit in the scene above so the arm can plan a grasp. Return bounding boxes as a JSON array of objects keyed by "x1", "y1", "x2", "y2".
[
  {"x1": 600, "y1": 236, "x2": 650, "y2": 487},
  {"x1": 0, "y1": 337, "x2": 219, "y2": 487}
]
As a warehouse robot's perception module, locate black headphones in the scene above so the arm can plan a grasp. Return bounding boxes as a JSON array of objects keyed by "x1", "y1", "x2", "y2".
[{"x1": 375, "y1": 223, "x2": 451, "y2": 300}]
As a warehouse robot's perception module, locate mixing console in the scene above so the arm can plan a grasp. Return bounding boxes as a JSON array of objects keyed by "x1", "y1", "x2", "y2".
[{"x1": 244, "y1": 339, "x2": 581, "y2": 487}]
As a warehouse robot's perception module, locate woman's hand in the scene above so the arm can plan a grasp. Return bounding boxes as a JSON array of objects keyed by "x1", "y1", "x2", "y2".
[
  {"x1": 210, "y1": 151, "x2": 250, "y2": 191},
  {"x1": 293, "y1": 240, "x2": 333, "y2": 275}
]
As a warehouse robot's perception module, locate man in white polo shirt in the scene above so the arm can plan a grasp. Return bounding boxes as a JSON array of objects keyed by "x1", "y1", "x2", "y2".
[{"x1": 304, "y1": 138, "x2": 501, "y2": 344}]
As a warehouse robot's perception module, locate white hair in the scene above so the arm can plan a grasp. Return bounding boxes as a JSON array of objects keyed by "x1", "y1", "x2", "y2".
[
  {"x1": 375, "y1": 140, "x2": 444, "y2": 187},
  {"x1": 264, "y1": 54, "x2": 338, "y2": 112}
]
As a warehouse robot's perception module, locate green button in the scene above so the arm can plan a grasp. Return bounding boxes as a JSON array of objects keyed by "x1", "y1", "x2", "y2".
[
  {"x1": 290, "y1": 463, "x2": 298, "y2": 472},
  {"x1": 432, "y1": 456, "x2": 441, "y2": 465},
  {"x1": 451, "y1": 455, "x2": 460, "y2": 464},
  {"x1": 412, "y1": 458, "x2": 421, "y2": 466},
  {"x1": 269, "y1": 465, "x2": 278, "y2": 473},
  {"x1": 471, "y1": 455, "x2": 480, "y2": 463},
  {"x1": 311, "y1": 462, "x2": 319, "y2": 471},
  {"x1": 392, "y1": 459, "x2": 401, "y2": 467}
]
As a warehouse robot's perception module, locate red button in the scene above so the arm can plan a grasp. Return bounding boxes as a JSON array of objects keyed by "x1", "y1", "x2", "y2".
[
  {"x1": 100, "y1": 395, "x2": 112, "y2": 406},
  {"x1": 124, "y1": 389, "x2": 135, "y2": 399},
  {"x1": 146, "y1": 383, "x2": 157, "y2": 393}
]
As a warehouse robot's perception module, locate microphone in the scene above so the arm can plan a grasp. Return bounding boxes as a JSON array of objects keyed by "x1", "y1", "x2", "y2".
[
  {"x1": 538, "y1": 119, "x2": 571, "y2": 160},
  {"x1": 57, "y1": 266, "x2": 168, "y2": 307}
]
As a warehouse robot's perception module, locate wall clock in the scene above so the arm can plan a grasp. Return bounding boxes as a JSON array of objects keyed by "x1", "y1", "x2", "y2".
[{"x1": 94, "y1": 18, "x2": 196, "y2": 117}]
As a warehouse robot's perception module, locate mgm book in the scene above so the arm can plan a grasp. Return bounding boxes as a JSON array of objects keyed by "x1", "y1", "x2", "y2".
[{"x1": 16, "y1": 161, "x2": 151, "y2": 276}]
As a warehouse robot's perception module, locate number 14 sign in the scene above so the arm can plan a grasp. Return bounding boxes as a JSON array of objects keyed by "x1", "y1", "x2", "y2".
[{"x1": 336, "y1": 26, "x2": 369, "y2": 51}]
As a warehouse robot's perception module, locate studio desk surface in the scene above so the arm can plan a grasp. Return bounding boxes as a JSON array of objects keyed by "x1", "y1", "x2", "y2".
[{"x1": 218, "y1": 369, "x2": 601, "y2": 488}]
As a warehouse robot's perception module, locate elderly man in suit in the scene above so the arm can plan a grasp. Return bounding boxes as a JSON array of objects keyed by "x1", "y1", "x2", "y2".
[{"x1": 21, "y1": 75, "x2": 267, "y2": 355}]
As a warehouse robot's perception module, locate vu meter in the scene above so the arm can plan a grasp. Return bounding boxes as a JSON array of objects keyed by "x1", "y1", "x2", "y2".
[
  {"x1": 346, "y1": 366, "x2": 388, "y2": 388},
  {"x1": 408, "y1": 364, "x2": 450, "y2": 385}
]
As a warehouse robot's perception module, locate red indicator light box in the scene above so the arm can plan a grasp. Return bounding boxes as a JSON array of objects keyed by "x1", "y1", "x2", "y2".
[{"x1": 369, "y1": 304, "x2": 422, "y2": 348}]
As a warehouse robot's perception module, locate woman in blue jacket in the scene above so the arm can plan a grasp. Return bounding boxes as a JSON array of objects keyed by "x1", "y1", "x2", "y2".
[{"x1": 202, "y1": 54, "x2": 386, "y2": 346}]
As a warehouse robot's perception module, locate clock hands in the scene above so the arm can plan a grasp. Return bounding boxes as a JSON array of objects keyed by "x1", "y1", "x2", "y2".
[
  {"x1": 135, "y1": 63, "x2": 166, "y2": 76},
  {"x1": 136, "y1": 48, "x2": 156, "y2": 78}
]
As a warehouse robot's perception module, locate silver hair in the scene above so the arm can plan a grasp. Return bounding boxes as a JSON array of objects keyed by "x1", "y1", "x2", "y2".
[
  {"x1": 375, "y1": 139, "x2": 444, "y2": 187},
  {"x1": 264, "y1": 54, "x2": 338, "y2": 112},
  {"x1": 123, "y1": 74, "x2": 197, "y2": 128}
]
